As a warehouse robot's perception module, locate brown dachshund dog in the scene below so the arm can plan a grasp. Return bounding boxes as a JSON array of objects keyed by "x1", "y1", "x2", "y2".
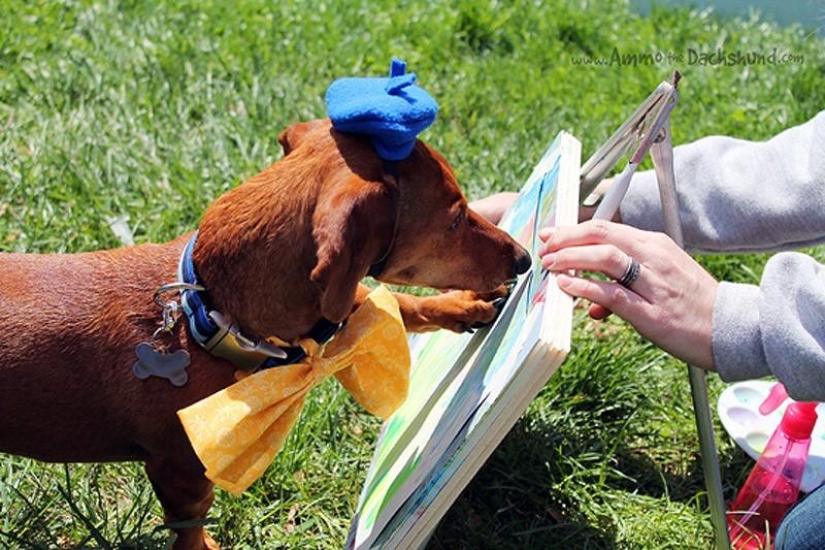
[{"x1": 0, "y1": 118, "x2": 530, "y2": 549}]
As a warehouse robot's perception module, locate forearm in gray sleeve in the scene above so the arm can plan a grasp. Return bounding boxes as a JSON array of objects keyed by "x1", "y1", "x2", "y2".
[
  {"x1": 713, "y1": 252, "x2": 825, "y2": 401},
  {"x1": 620, "y1": 111, "x2": 825, "y2": 254}
]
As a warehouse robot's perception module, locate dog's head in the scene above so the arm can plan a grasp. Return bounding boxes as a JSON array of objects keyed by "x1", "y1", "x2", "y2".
[{"x1": 279, "y1": 119, "x2": 531, "y2": 322}]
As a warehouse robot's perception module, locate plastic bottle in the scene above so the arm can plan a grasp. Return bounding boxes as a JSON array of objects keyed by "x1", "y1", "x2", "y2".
[{"x1": 727, "y1": 384, "x2": 818, "y2": 549}]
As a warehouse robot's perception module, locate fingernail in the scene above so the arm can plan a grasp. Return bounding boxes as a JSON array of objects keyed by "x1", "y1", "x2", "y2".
[
  {"x1": 541, "y1": 253, "x2": 555, "y2": 268},
  {"x1": 555, "y1": 273, "x2": 573, "y2": 287},
  {"x1": 538, "y1": 227, "x2": 555, "y2": 241}
]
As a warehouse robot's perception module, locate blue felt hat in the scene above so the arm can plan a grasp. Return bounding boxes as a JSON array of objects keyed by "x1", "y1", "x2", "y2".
[{"x1": 325, "y1": 59, "x2": 439, "y2": 161}]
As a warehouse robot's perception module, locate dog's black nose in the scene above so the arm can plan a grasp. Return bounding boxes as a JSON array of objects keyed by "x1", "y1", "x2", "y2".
[{"x1": 514, "y1": 247, "x2": 532, "y2": 275}]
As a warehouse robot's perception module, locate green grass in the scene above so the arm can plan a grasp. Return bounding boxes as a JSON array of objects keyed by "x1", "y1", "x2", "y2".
[{"x1": 1, "y1": 0, "x2": 824, "y2": 548}]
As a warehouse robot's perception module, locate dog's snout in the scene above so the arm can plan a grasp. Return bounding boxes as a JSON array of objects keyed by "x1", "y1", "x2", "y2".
[{"x1": 514, "y1": 246, "x2": 532, "y2": 275}]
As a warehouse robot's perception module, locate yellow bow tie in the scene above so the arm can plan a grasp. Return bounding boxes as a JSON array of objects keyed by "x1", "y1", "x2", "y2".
[{"x1": 177, "y1": 285, "x2": 410, "y2": 495}]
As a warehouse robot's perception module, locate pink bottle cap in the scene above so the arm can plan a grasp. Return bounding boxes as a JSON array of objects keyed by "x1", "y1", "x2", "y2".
[{"x1": 781, "y1": 402, "x2": 819, "y2": 441}]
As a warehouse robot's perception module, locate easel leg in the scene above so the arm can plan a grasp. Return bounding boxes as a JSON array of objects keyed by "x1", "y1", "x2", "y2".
[
  {"x1": 688, "y1": 365, "x2": 731, "y2": 550},
  {"x1": 651, "y1": 127, "x2": 730, "y2": 550}
]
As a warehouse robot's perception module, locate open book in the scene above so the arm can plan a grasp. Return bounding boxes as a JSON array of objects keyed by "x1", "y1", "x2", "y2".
[{"x1": 346, "y1": 131, "x2": 582, "y2": 549}]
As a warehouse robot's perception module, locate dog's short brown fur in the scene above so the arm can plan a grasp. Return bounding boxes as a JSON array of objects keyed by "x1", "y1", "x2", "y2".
[{"x1": 0, "y1": 119, "x2": 530, "y2": 549}]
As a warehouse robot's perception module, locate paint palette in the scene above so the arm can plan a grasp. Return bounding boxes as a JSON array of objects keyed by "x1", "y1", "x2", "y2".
[{"x1": 717, "y1": 380, "x2": 825, "y2": 493}]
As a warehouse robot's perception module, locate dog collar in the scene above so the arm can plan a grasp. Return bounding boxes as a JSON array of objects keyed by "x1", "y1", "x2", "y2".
[{"x1": 178, "y1": 233, "x2": 343, "y2": 372}]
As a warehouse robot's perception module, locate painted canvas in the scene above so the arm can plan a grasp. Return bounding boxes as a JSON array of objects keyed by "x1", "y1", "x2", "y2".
[{"x1": 347, "y1": 131, "x2": 581, "y2": 549}]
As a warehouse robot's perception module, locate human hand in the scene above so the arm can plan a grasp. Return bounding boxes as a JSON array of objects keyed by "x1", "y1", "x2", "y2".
[
  {"x1": 538, "y1": 220, "x2": 718, "y2": 371},
  {"x1": 468, "y1": 192, "x2": 519, "y2": 225},
  {"x1": 470, "y1": 182, "x2": 619, "y2": 226}
]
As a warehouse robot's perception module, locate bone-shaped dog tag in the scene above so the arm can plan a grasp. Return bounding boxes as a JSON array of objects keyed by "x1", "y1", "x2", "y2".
[{"x1": 132, "y1": 342, "x2": 190, "y2": 387}]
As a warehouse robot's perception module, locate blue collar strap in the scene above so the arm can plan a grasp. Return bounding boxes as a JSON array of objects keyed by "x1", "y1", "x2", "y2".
[{"x1": 178, "y1": 234, "x2": 343, "y2": 372}]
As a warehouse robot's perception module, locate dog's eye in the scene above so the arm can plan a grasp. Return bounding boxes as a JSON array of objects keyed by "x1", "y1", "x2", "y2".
[{"x1": 449, "y1": 210, "x2": 465, "y2": 232}]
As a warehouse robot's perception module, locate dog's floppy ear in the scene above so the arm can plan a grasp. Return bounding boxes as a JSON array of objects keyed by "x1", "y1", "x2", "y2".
[
  {"x1": 278, "y1": 120, "x2": 327, "y2": 156},
  {"x1": 310, "y1": 175, "x2": 397, "y2": 322}
]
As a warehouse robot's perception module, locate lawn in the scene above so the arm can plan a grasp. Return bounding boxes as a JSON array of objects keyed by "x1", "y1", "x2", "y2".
[{"x1": 1, "y1": 0, "x2": 824, "y2": 548}]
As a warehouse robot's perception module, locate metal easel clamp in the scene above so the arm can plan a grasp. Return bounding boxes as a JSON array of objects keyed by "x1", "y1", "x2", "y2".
[{"x1": 579, "y1": 71, "x2": 681, "y2": 212}]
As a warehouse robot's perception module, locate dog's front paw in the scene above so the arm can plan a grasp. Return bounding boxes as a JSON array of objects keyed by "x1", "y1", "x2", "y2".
[{"x1": 405, "y1": 286, "x2": 511, "y2": 334}]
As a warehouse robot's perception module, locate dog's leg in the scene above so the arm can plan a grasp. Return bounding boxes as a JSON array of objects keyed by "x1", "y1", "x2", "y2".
[
  {"x1": 144, "y1": 459, "x2": 220, "y2": 550},
  {"x1": 394, "y1": 288, "x2": 511, "y2": 333},
  {"x1": 355, "y1": 284, "x2": 510, "y2": 333}
]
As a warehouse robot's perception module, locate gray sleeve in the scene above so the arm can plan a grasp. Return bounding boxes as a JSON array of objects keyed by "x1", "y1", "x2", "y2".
[
  {"x1": 713, "y1": 252, "x2": 825, "y2": 401},
  {"x1": 619, "y1": 112, "x2": 825, "y2": 399},
  {"x1": 620, "y1": 111, "x2": 825, "y2": 254}
]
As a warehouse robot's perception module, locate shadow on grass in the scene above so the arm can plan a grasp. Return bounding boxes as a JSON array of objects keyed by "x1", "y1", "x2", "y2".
[
  {"x1": 426, "y1": 418, "x2": 618, "y2": 550},
  {"x1": 426, "y1": 404, "x2": 754, "y2": 550},
  {"x1": 0, "y1": 460, "x2": 174, "y2": 550},
  {"x1": 0, "y1": 531, "x2": 172, "y2": 550}
]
